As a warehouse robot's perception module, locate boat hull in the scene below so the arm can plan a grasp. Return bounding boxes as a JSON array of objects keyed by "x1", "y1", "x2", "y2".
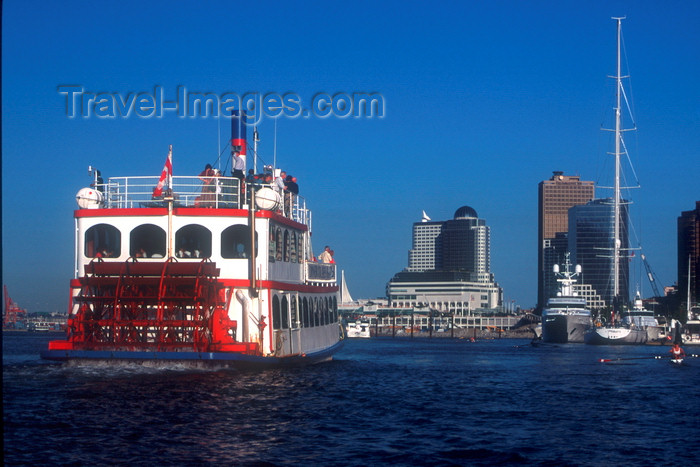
[
  {"x1": 584, "y1": 327, "x2": 648, "y2": 345},
  {"x1": 541, "y1": 314, "x2": 591, "y2": 343},
  {"x1": 40, "y1": 339, "x2": 344, "y2": 369}
]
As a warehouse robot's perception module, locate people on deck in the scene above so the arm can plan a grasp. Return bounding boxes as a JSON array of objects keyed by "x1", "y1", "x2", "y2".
[
  {"x1": 273, "y1": 171, "x2": 287, "y2": 198},
  {"x1": 198, "y1": 164, "x2": 217, "y2": 207},
  {"x1": 283, "y1": 174, "x2": 297, "y2": 216},
  {"x1": 246, "y1": 169, "x2": 258, "y2": 183},
  {"x1": 199, "y1": 164, "x2": 216, "y2": 187},
  {"x1": 232, "y1": 150, "x2": 245, "y2": 180},
  {"x1": 318, "y1": 245, "x2": 333, "y2": 263},
  {"x1": 176, "y1": 247, "x2": 192, "y2": 258}
]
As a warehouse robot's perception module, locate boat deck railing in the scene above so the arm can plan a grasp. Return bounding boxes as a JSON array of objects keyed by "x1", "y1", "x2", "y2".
[
  {"x1": 95, "y1": 176, "x2": 309, "y2": 225},
  {"x1": 306, "y1": 262, "x2": 336, "y2": 284}
]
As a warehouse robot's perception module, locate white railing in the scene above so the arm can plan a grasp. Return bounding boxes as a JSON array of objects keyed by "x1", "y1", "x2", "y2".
[
  {"x1": 94, "y1": 176, "x2": 309, "y2": 225},
  {"x1": 101, "y1": 176, "x2": 241, "y2": 209}
]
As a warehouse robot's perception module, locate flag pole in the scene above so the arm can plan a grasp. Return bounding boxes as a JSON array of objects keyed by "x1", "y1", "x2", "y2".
[{"x1": 165, "y1": 144, "x2": 174, "y2": 258}]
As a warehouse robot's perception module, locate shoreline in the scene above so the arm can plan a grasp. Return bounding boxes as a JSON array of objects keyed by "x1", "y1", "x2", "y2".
[{"x1": 369, "y1": 327, "x2": 536, "y2": 340}]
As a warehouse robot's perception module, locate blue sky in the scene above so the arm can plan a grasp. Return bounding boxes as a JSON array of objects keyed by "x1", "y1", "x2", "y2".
[{"x1": 2, "y1": 0, "x2": 699, "y2": 313}]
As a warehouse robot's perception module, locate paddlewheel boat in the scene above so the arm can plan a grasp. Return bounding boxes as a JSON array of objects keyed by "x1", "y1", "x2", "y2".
[{"x1": 42, "y1": 115, "x2": 343, "y2": 367}]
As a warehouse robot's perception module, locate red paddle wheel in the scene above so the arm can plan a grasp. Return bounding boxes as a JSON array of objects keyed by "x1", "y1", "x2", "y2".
[{"x1": 67, "y1": 259, "x2": 224, "y2": 352}]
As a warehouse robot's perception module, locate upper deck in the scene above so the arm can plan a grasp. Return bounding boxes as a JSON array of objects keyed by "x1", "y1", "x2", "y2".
[
  {"x1": 544, "y1": 297, "x2": 588, "y2": 310},
  {"x1": 76, "y1": 174, "x2": 336, "y2": 286},
  {"x1": 86, "y1": 175, "x2": 310, "y2": 226}
]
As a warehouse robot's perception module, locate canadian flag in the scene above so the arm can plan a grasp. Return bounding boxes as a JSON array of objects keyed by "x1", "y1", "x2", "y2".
[{"x1": 152, "y1": 145, "x2": 173, "y2": 197}]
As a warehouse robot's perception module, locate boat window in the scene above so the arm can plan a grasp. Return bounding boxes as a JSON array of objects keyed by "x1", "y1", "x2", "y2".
[
  {"x1": 313, "y1": 298, "x2": 319, "y2": 327},
  {"x1": 272, "y1": 295, "x2": 281, "y2": 330},
  {"x1": 302, "y1": 297, "x2": 309, "y2": 328},
  {"x1": 221, "y1": 225, "x2": 257, "y2": 259},
  {"x1": 281, "y1": 296, "x2": 289, "y2": 329},
  {"x1": 275, "y1": 228, "x2": 283, "y2": 261},
  {"x1": 130, "y1": 224, "x2": 166, "y2": 258},
  {"x1": 297, "y1": 233, "x2": 304, "y2": 261},
  {"x1": 290, "y1": 232, "x2": 297, "y2": 263},
  {"x1": 283, "y1": 230, "x2": 290, "y2": 262},
  {"x1": 176, "y1": 224, "x2": 212, "y2": 258},
  {"x1": 269, "y1": 229, "x2": 276, "y2": 262},
  {"x1": 332, "y1": 296, "x2": 337, "y2": 323},
  {"x1": 290, "y1": 295, "x2": 298, "y2": 328},
  {"x1": 85, "y1": 224, "x2": 121, "y2": 258}
]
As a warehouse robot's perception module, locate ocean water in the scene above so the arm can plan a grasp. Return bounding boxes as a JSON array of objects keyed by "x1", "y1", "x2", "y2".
[{"x1": 3, "y1": 333, "x2": 699, "y2": 466}]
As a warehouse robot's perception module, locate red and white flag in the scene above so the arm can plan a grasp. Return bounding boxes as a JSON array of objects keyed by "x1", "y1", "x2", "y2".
[{"x1": 152, "y1": 145, "x2": 173, "y2": 197}]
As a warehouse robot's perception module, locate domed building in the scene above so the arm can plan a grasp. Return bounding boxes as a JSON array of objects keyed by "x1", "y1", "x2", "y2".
[
  {"x1": 387, "y1": 206, "x2": 502, "y2": 313},
  {"x1": 453, "y1": 205, "x2": 478, "y2": 219}
]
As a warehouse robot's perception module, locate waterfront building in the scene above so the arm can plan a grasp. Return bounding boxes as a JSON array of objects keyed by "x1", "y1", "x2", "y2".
[
  {"x1": 568, "y1": 198, "x2": 630, "y2": 308},
  {"x1": 537, "y1": 171, "x2": 595, "y2": 309},
  {"x1": 387, "y1": 206, "x2": 501, "y2": 313},
  {"x1": 678, "y1": 201, "x2": 700, "y2": 312}
]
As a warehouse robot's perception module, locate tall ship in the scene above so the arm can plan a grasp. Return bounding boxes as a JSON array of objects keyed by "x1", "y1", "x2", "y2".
[
  {"x1": 42, "y1": 113, "x2": 344, "y2": 367},
  {"x1": 541, "y1": 253, "x2": 592, "y2": 343},
  {"x1": 584, "y1": 18, "x2": 647, "y2": 345}
]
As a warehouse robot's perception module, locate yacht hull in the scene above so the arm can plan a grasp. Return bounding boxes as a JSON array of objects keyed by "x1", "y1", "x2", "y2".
[
  {"x1": 541, "y1": 314, "x2": 592, "y2": 343},
  {"x1": 584, "y1": 327, "x2": 648, "y2": 345}
]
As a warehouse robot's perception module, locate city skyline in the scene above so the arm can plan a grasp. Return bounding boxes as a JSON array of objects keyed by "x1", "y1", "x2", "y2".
[{"x1": 2, "y1": 1, "x2": 699, "y2": 313}]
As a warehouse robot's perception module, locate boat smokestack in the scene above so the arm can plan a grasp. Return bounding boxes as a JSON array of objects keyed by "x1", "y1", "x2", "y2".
[{"x1": 231, "y1": 110, "x2": 247, "y2": 157}]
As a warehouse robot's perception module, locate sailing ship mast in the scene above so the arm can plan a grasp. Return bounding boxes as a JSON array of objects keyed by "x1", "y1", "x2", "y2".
[
  {"x1": 609, "y1": 16, "x2": 639, "y2": 310},
  {"x1": 612, "y1": 16, "x2": 624, "y2": 305}
]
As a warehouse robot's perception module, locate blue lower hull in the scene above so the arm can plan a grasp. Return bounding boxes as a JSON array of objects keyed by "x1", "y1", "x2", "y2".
[{"x1": 40, "y1": 340, "x2": 344, "y2": 369}]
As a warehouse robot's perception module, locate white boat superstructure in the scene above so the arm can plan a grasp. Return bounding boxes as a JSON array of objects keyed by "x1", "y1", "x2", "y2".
[{"x1": 541, "y1": 253, "x2": 592, "y2": 343}]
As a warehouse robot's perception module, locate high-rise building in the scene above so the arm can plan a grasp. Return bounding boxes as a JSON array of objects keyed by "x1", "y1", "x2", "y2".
[
  {"x1": 678, "y1": 201, "x2": 700, "y2": 314},
  {"x1": 439, "y1": 206, "x2": 491, "y2": 281},
  {"x1": 407, "y1": 216, "x2": 443, "y2": 272},
  {"x1": 387, "y1": 206, "x2": 501, "y2": 313},
  {"x1": 568, "y1": 198, "x2": 630, "y2": 308},
  {"x1": 537, "y1": 171, "x2": 595, "y2": 309}
]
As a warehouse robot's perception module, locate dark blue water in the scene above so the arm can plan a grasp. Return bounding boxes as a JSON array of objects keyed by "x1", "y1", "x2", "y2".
[{"x1": 4, "y1": 333, "x2": 699, "y2": 466}]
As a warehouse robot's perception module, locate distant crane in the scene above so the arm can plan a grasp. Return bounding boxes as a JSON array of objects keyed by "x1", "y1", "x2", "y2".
[
  {"x1": 3, "y1": 285, "x2": 27, "y2": 327},
  {"x1": 640, "y1": 254, "x2": 662, "y2": 298}
]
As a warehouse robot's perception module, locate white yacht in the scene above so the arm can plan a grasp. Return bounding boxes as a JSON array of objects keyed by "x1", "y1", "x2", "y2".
[{"x1": 541, "y1": 254, "x2": 592, "y2": 343}]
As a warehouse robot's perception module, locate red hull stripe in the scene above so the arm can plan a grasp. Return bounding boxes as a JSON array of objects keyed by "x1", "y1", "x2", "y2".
[{"x1": 74, "y1": 208, "x2": 307, "y2": 230}]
